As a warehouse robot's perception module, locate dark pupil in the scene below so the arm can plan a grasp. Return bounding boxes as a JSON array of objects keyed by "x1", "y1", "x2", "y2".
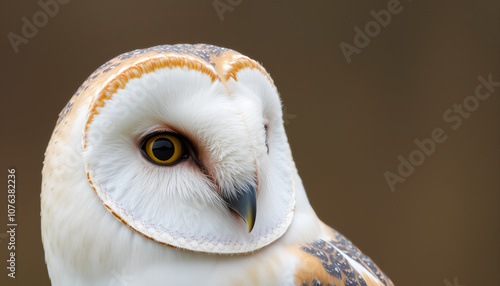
[{"x1": 152, "y1": 138, "x2": 175, "y2": 161}]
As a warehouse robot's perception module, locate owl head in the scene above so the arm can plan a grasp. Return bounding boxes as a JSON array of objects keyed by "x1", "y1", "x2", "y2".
[{"x1": 45, "y1": 44, "x2": 298, "y2": 254}]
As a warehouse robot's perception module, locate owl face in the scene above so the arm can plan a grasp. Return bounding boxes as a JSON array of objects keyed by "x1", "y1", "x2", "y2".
[{"x1": 79, "y1": 45, "x2": 296, "y2": 253}]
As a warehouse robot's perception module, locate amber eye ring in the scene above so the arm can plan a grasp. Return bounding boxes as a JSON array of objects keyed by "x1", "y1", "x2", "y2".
[{"x1": 140, "y1": 132, "x2": 186, "y2": 165}]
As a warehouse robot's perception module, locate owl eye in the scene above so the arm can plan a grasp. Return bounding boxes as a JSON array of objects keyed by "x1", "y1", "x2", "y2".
[{"x1": 141, "y1": 133, "x2": 186, "y2": 165}]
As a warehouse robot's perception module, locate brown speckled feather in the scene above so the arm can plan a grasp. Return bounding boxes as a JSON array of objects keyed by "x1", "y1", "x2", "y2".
[{"x1": 290, "y1": 224, "x2": 394, "y2": 286}]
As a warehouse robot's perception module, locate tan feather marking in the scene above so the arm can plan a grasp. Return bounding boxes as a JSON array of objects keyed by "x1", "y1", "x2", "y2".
[
  {"x1": 289, "y1": 245, "x2": 343, "y2": 285},
  {"x1": 224, "y1": 57, "x2": 274, "y2": 84},
  {"x1": 288, "y1": 223, "x2": 394, "y2": 286},
  {"x1": 83, "y1": 55, "x2": 221, "y2": 148}
]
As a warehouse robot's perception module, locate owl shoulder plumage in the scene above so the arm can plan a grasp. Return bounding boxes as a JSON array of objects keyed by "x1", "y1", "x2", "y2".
[{"x1": 288, "y1": 224, "x2": 394, "y2": 286}]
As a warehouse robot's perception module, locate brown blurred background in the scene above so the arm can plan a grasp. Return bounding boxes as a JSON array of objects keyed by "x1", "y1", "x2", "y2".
[{"x1": 1, "y1": 0, "x2": 499, "y2": 285}]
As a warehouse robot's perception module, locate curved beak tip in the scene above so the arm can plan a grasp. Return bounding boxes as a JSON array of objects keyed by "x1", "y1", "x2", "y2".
[
  {"x1": 224, "y1": 184, "x2": 257, "y2": 233},
  {"x1": 246, "y1": 208, "x2": 256, "y2": 233}
]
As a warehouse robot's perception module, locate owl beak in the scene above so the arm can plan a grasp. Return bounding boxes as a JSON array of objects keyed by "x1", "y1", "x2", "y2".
[{"x1": 224, "y1": 185, "x2": 257, "y2": 233}]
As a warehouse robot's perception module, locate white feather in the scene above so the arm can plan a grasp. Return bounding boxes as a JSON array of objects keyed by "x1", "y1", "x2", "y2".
[{"x1": 42, "y1": 56, "x2": 323, "y2": 285}]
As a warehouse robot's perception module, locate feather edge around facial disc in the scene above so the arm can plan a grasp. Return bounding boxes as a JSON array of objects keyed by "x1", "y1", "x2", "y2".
[{"x1": 79, "y1": 44, "x2": 296, "y2": 254}]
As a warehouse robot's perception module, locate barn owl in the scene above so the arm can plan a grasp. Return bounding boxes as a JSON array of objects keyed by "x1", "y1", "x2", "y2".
[{"x1": 41, "y1": 44, "x2": 394, "y2": 286}]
